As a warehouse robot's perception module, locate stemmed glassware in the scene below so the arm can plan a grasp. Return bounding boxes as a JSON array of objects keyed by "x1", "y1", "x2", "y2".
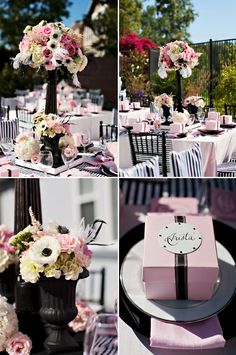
[
  {"x1": 38, "y1": 151, "x2": 53, "y2": 177},
  {"x1": 83, "y1": 313, "x2": 118, "y2": 355},
  {"x1": 81, "y1": 130, "x2": 91, "y2": 153},
  {"x1": 0, "y1": 138, "x2": 15, "y2": 162},
  {"x1": 61, "y1": 145, "x2": 78, "y2": 170}
]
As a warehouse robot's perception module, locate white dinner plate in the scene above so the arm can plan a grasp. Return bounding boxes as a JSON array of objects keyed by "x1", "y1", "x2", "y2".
[{"x1": 120, "y1": 240, "x2": 236, "y2": 322}]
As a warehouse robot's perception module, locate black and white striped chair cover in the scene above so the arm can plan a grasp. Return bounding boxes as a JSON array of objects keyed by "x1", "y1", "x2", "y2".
[
  {"x1": 0, "y1": 118, "x2": 19, "y2": 140},
  {"x1": 120, "y1": 178, "x2": 236, "y2": 206},
  {"x1": 16, "y1": 107, "x2": 34, "y2": 133},
  {"x1": 119, "y1": 156, "x2": 159, "y2": 177},
  {"x1": 90, "y1": 334, "x2": 117, "y2": 354},
  {"x1": 170, "y1": 143, "x2": 203, "y2": 177}
]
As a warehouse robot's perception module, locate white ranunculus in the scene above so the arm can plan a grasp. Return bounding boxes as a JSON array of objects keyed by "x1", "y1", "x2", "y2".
[
  {"x1": 20, "y1": 251, "x2": 43, "y2": 283},
  {"x1": 0, "y1": 250, "x2": 10, "y2": 273},
  {"x1": 28, "y1": 236, "x2": 60, "y2": 266}
]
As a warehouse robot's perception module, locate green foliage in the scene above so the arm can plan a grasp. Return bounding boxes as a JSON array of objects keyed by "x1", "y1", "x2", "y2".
[
  {"x1": 85, "y1": 4, "x2": 117, "y2": 56},
  {"x1": 213, "y1": 65, "x2": 236, "y2": 111},
  {"x1": 119, "y1": 0, "x2": 142, "y2": 35},
  {"x1": 0, "y1": 0, "x2": 72, "y2": 51},
  {"x1": 141, "y1": 0, "x2": 197, "y2": 45},
  {"x1": 120, "y1": 50, "x2": 151, "y2": 96},
  {"x1": 151, "y1": 71, "x2": 176, "y2": 96}
]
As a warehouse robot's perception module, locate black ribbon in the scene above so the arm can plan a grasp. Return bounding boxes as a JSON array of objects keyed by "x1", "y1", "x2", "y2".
[
  {"x1": 174, "y1": 216, "x2": 188, "y2": 299},
  {"x1": 7, "y1": 169, "x2": 12, "y2": 177}
]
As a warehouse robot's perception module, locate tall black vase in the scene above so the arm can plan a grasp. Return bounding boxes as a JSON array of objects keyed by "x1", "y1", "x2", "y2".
[
  {"x1": 0, "y1": 264, "x2": 17, "y2": 303},
  {"x1": 161, "y1": 105, "x2": 171, "y2": 125},
  {"x1": 39, "y1": 269, "x2": 89, "y2": 354},
  {"x1": 45, "y1": 70, "x2": 57, "y2": 115},
  {"x1": 176, "y1": 70, "x2": 184, "y2": 113},
  {"x1": 41, "y1": 134, "x2": 64, "y2": 168}
]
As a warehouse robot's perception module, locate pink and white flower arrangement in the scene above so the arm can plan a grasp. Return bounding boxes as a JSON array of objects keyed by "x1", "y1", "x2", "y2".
[
  {"x1": 0, "y1": 296, "x2": 31, "y2": 354},
  {"x1": 69, "y1": 299, "x2": 95, "y2": 332},
  {"x1": 0, "y1": 225, "x2": 17, "y2": 273},
  {"x1": 12, "y1": 20, "x2": 87, "y2": 86},
  {"x1": 15, "y1": 134, "x2": 40, "y2": 162},
  {"x1": 183, "y1": 96, "x2": 205, "y2": 108},
  {"x1": 154, "y1": 93, "x2": 173, "y2": 108},
  {"x1": 172, "y1": 109, "x2": 190, "y2": 124},
  {"x1": 33, "y1": 111, "x2": 71, "y2": 138},
  {"x1": 10, "y1": 208, "x2": 104, "y2": 284},
  {"x1": 158, "y1": 41, "x2": 201, "y2": 79}
]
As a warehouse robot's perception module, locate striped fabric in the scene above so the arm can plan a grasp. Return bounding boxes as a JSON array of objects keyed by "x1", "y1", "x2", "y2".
[
  {"x1": 0, "y1": 118, "x2": 19, "y2": 140},
  {"x1": 120, "y1": 178, "x2": 236, "y2": 206},
  {"x1": 170, "y1": 143, "x2": 203, "y2": 177},
  {"x1": 119, "y1": 156, "x2": 159, "y2": 177},
  {"x1": 91, "y1": 335, "x2": 117, "y2": 355}
]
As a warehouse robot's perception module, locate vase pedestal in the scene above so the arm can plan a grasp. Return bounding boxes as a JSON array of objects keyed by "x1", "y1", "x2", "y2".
[
  {"x1": 176, "y1": 70, "x2": 184, "y2": 113},
  {"x1": 0, "y1": 264, "x2": 17, "y2": 304}
]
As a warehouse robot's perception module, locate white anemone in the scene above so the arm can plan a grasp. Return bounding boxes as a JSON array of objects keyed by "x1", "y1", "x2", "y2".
[{"x1": 28, "y1": 236, "x2": 60, "y2": 266}]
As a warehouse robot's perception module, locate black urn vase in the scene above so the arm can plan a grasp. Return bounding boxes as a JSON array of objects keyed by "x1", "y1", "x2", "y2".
[
  {"x1": 161, "y1": 105, "x2": 171, "y2": 125},
  {"x1": 41, "y1": 134, "x2": 64, "y2": 168},
  {"x1": 0, "y1": 264, "x2": 17, "y2": 303},
  {"x1": 39, "y1": 268, "x2": 89, "y2": 354}
]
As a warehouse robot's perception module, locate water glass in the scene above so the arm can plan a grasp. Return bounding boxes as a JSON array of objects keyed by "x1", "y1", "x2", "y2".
[
  {"x1": 81, "y1": 131, "x2": 91, "y2": 153},
  {"x1": 83, "y1": 313, "x2": 118, "y2": 355},
  {"x1": 0, "y1": 139, "x2": 15, "y2": 162},
  {"x1": 38, "y1": 151, "x2": 53, "y2": 177},
  {"x1": 61, "y1": 145, "x2": 77, "y2": 170}
]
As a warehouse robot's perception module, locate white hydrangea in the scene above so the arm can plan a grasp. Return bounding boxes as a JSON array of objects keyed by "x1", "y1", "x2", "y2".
[
  {"x1": 0, "y1": 296, "x2": 18, "y2": 351},
  {"x1": 172, "y1": 110, "x2": 189, "y2": 124},
  {"x1": 15, "y1": 136, "x2": 40, "y2": 161}
]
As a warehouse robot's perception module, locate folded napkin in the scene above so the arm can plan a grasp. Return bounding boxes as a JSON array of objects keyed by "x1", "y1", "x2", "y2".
[{"x1": 150, "y1": 317, "x2": 225, "y2": 350}]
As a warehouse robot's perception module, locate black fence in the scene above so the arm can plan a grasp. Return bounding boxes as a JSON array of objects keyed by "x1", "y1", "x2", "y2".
[{"x1": 149, "y1": 38, "x2": 236, "y2": 107}]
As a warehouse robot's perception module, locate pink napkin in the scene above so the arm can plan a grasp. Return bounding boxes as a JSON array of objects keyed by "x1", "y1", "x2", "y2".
[
  {"x1": 82, "y1": 156, "x2": 117, "y2": 173},
  {"x1": 210, "y1": 187, "x2": 236, "y2": 220},
  {"x1": 0, "y1": 157, "x2": 11, "y2": 166},
  {"x1": 150, "y1": 197, "x2": 198, "y2": 215},
  {"x1": 150, "y1": 317, "x2": 225, "y2": 350}
]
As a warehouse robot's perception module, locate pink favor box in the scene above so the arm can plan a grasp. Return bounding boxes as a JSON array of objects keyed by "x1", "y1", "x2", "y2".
[
  {"x1": 119, "y1": 100, "x2": 130, "y2": 111},
  {"x1": 207, "y1": 111, "x2": 220, "y2": 120},
  {"x1": 205, "y1": 120, "x2": 220, "y2": 130},
  {"x1": 220, "y1": 115, "x2": 232, "y2": 125},
  {"x1": 169, "y1": 123, "x2": 185, "y2": 134},
  {"x1": 0, "y1": 165, "x2": 20, "y2": 177},
  {"x1": 143, "y1": 213, "x2": 219, "y2": 300},
  {"x1": 132, "y1": 122, "x2": 149, "y2": 133}
]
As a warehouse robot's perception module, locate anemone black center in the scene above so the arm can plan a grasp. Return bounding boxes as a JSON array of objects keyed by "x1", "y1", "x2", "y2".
[{"x1": 42, "y1": 248, "x2": 52, "y2": 256}]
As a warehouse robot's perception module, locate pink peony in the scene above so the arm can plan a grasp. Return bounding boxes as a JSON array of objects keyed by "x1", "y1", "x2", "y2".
[
  {"x1": 61, "y1": 33, "x2": 71, "y2": 44},
  {"x1": 69, "y1": 300, "x2": 95, "y2": 332},
  {"x1": 6, "y1": 332, "x2": 32, "y2": 355}
]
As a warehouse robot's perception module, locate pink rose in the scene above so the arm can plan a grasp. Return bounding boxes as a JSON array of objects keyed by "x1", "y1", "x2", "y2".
[
  {"x1": 16, "y1": 133, "x2": 29, "y2": 143},
  {"x1": 43, "y1": 48, "x2": 53, "y2": 60},
  {"x1": 6, "y1": 332, "x2": 32, "y2": 355},
  {"x1": 64, "y1": 43, "x2": 76, "y2": 57},
  {"x1": 42, "y1": 26, "x2": 51, "y2": 36},
  {"x1": 69, "y1": 300, "x2": 95, "y2": 332},
  {"x1": 19, "y1": 36, "x2": 31, "y2": 52},
  {"x1": 63, "y1": 145, "x2": 77, "y2": 158},
  {"x1": 75, "y1": 240, "x2": 92, "y2": 267},
  {"x1": 61, "y1": 33, "x2": 71, "y2": 44},
  {"x1": 31, "y1": 154, "x2": 39, "y2": 164}
]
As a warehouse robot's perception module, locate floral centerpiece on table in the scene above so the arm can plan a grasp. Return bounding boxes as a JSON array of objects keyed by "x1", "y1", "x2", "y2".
[
  {"x1": 172, "y1": 109, "x2": 190, "y2": 124},
  {"x1": 0, "y1": 226, "x2": 17, "y2": 273},
  {"x1": 158, "y1": 41, "x2": 201, "y2": 79},
  {"x1": 12, "y1": 20, "x2": 87, "y2": 86},
  {"x1": 183, "y1": 96, "x2": 205, "y2": 116},
  {"x1": 9, "y1": 208, "x2": 104, "y2": 283},
  {"x1": 0, "y1": 295, "x2": 32, "y2": 355},
  {"x1": 33, "y1": 111, "x2": 71, "y2": 138},
  {"x1": 15, "y1": 133, "x2": 40, "y2": 162},
  {"x1": 154, "y1": 93, "x2": 173, "y2": 108}
]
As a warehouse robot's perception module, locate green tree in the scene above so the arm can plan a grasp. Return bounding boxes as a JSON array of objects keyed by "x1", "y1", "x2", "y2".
[
  {"x1": 85, "y1": 4, "x2": 117, "y2": 56},
  {"x1": 120, "y1": 0, "x2": 142, "y2": 35},
  {"x1": 141, "y1": 0, "x2": 197, "y2": 45},
  {"x1": 0, "y1": 0, "x2": 72, "y2": 51}
]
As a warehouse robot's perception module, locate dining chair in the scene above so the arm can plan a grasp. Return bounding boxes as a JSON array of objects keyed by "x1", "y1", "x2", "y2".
[
  {"x1": 16, "y1": 106, "x2": 34, "y2": 133},
  {"x1": 224, "y1": 103, "x2": 236, "y2": 119},
  {"x1": 0, "y1": 118, "x2": 19, "y2": 140},
  {"x1": 119, "y1": 156, "x2": 160, "y2": 177},
  {"x1": 0, "y1": 105, "x2": 10, "y2": 120},
  {"x1": 80, "y1": 268, "x2": 106, "y2": 313},
  {"x1": 99, "y1": 121, "x2": 118, "y2": 144},
  {"x1": 217, "y1": 162, "x2": 236, "y2": 177},
  {"x1": 170, "y1": 143, "x2": 204, "y2": 177},
  {"x1": 127, "y1": 128, "x2": 171, "y2": 177}
]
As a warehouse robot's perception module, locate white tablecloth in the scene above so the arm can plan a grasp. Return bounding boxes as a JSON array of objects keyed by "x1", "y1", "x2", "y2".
[
  {"x1": 119, "y1": 129, "x2": 236, "y2": 176},
  {"x1": 119, "y1": 108, "x2": 149, "y2": 127},
  {"x1": 67, "y1": 111, "x2": 112, "y2": 140}
]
